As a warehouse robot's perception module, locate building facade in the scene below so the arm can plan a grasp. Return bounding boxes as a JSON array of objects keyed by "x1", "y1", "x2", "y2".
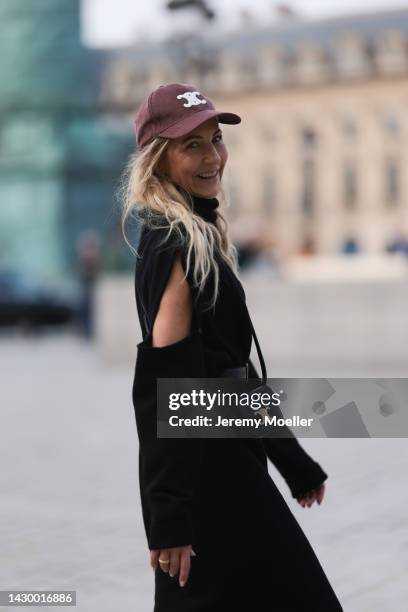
[
  {"x1": 2, "y1": 4, "x2": 408, "y2": 280},
  {"x1": 101, "y1": 7, "x2": 408, "y2": 257}
]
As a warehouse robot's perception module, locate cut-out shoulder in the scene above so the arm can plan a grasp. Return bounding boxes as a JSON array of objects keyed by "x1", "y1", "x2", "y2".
[
  {"x1": 151, "y1": 251, "x2": 193, "y2": 347},
  {"x1": 134, "y1": 221, "x2": 252, "y2": 373}
]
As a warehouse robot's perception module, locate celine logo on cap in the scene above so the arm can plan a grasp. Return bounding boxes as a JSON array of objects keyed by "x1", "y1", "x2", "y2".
[{"x1": 177, "y1": 91, "x2": 207, "y2": 108}]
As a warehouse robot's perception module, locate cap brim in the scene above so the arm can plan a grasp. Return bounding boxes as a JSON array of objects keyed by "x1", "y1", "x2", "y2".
[{"x1": 158, "y1": 109, "x2": 241, "y2": 140}]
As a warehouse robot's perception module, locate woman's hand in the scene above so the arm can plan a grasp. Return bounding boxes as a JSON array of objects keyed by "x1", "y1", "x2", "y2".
[
  {"x1": 150, "y1": 545, "x2": 195, "y2": 587},
  {"x1": 296, "y1": 482, "x2": 325, "y2": 508}
]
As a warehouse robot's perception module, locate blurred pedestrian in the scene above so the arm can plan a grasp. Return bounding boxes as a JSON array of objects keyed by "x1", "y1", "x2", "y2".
[
  {"x1": 341, "y1": 237, "x2": 359, "y2": 255},
  {"x1": 386, "y1": 234, "x2": 408, "y2": 256},
  {"x1": 76, "y1": 230, "x2": 101, "y2": 339}
]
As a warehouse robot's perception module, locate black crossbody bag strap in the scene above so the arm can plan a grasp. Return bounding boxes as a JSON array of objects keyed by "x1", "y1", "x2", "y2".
[
  {"x1": 136, "y1": 259, "x2": 268, "y2": 383},
  {"x1": 248, "y1": 318, "x2": 268, "y2": 385},
  {"x1": 138, "y1": 294, "x2": 267, "y2": 381}
]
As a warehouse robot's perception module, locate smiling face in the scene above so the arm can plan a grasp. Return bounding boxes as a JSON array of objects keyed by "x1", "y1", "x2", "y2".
[{"x1": 157, "y1": 117, "x2": 228, "y2": 199}]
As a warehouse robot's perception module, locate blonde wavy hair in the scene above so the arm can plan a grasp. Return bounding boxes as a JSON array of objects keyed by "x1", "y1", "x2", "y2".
[{"x1": 120, "y1": 137, "x2": 239, "y2": 311}]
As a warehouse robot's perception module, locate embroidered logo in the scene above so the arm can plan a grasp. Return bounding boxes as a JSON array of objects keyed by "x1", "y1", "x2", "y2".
[{"x1": 177, "y1": 91, "x2": 207, "y2": 108}]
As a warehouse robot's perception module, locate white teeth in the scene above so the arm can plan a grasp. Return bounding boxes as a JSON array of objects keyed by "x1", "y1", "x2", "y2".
[{"x1": 198, "y1": 172, "x2": 218, "y2": 178}]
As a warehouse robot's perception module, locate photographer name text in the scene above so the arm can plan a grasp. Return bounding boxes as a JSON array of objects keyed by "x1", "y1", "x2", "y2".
[{"x1": 168, "y1": 415, "x2": 314, "y2": 428}]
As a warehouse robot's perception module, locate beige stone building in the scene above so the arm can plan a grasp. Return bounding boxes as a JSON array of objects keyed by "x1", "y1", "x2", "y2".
[{"x1": 101, "y1": 7, "x2": 408, "y2": 257}]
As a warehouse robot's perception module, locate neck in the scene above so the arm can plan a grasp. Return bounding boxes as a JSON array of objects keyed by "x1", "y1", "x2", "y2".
[
  {"x1": 190, "y1": 193, "x2": 219, "y2": 224},
  {"x1": 175, "y1": 185, "x2": 219, "y2": 224}
]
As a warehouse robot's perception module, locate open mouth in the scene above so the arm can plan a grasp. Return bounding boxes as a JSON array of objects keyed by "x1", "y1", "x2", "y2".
[{"x1": 196, "y1": 171, "x2": 219, "y2": 180}]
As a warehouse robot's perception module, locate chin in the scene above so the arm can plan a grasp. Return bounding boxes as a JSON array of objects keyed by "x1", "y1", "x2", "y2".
[
  {"x1": 200, "y1": 190, "x2": 218, "y2": 198},
  {"x1": 190, "y1": 177, "x2": 221, "y2": 199},
  {"x1": 193, "y1": 186, "x2": 220, "y2": 199}
]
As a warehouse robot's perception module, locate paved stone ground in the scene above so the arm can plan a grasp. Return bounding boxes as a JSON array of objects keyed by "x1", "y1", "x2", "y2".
[{"x1": 0, "y1": 331, "x2": 407, "y2": 611}]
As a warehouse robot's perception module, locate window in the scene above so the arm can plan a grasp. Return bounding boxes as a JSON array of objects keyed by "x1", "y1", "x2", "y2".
[
  {"x1": 343, "y1": 160, "x2": 358, "y2": 210},
  {"x1": 262, "y1": 169, "x2": 275, "y2": 216},
  {"x1": 376, "y1": 31, "x2": 407, "y2": 75},
  {"x1": 342, "y1": 115, "x2": 358, "y2": 141},
  {"x1": 300, "y1": 127, "x2": 318, "y2": 216},
  {"x1": 383, "y1": 110, "x2": 401, "y2": 139},
  {"x1": 335, "y1": 34, "x2": 370, "y2": 79},
  {"x1": 384, "y1": 157, "x2": 399, "y2": 207},
  {"x1": 296, "y1": 45, "x2": 328, "y2": 84},
  {"x1": 302, "y1": 127, "x2": 317, "y2": 152},
  {"x1": 302, "y1": 158, "x2": 315, "y2": 217}
]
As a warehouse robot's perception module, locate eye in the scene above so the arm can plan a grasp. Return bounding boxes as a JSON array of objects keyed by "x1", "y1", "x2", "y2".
[{"x1": 186, "y1": 134, "x2": 223, "y2": 149}]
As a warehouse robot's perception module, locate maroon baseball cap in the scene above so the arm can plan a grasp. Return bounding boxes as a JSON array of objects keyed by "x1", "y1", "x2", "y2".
[{"x1": 135, "y1": 82, "x2": 241, "y2": 148}]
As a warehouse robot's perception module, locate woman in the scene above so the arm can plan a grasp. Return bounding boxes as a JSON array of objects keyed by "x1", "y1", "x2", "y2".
[{"x1": 122, "y1": 83, "x2": 343, "y2": 611}]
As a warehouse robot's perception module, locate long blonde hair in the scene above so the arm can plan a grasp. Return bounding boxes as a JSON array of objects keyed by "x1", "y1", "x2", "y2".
[{"x1": 120, "y1": 137, "x2": 239, "y2": 310}]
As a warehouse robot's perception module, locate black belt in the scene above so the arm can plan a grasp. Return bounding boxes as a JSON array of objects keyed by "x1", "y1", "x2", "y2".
[{"x1": 219, "y1": 363, "x2": 249, "y2": 380}]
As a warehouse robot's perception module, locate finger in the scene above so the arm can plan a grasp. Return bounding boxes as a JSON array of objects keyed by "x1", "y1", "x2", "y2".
[
  {"x1": 307, "y1": 491, "x2": 317, "y2": 507},
  {"x1": 300, "y1": 492, "x2": 313, "y2": 508},
  {"x1": 150, "y1": 550, "x2": 159, "y2": 572},
  {"x1": 158, "y1": 550, "x2": 171, "y2": 574},
  {"x1": 179, "y1": 548, "x2": 192, "y2": 587},
  {"x1": 316, "y1": 484, "x2": 325, "y2": 505},
  {"x1": 311, "y1": 490, "x2": 319, "y2": 505},
  {"x1": 169, "y1": 549, "x2": 180, "y2": 578},
  {"x1": 299, "y1": 489, "x2": 315, "y2": 508},
  {"x1": 313, "y1": 485, "x2": 322, "y2": 505}
]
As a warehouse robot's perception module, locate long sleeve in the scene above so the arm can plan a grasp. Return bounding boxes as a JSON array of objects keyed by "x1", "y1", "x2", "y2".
[
  {"x1": 248, "y1": 359, "x2": 328, "y2": 498},
  {"x1": 132, "y1": 224, "x2": 206, "y2": 550},
  {"x1": 133, "y1": 333, "x2": 206, "y2": 550}
]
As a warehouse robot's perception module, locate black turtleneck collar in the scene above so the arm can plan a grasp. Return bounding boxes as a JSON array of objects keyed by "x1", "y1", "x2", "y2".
[
  {"x1": 173, "y1": 184, "x2": 220, "y2": 224},
  {"x1": 190, "y1": 194, "x2": 219, "y2": 224}
]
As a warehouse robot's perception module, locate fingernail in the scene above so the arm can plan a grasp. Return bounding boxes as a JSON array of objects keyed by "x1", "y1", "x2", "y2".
[
  {"x1": 180, "y1": 580, "x2": 185, "y2": 587},
  {"x1": 191, "y1": 550, "x2": 197, "y2": 557},
  {"x1": 169, "y1": 573, "x2": 174, "y2": 578}
]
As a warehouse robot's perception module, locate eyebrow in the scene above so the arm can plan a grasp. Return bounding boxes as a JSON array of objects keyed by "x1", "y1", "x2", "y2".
[{"x1": 181, "y1": 128, "x2": 222, "y2": 143}]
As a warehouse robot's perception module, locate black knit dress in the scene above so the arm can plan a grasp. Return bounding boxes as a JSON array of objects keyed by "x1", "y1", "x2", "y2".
[{"x1": 132, "y1": 195, "x2": 343, "y2": 611}]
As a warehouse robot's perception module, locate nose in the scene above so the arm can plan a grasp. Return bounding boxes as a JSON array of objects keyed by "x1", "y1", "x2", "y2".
[{"x1": 203, "y1": 142, "x2": 221, "y2": 165}]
